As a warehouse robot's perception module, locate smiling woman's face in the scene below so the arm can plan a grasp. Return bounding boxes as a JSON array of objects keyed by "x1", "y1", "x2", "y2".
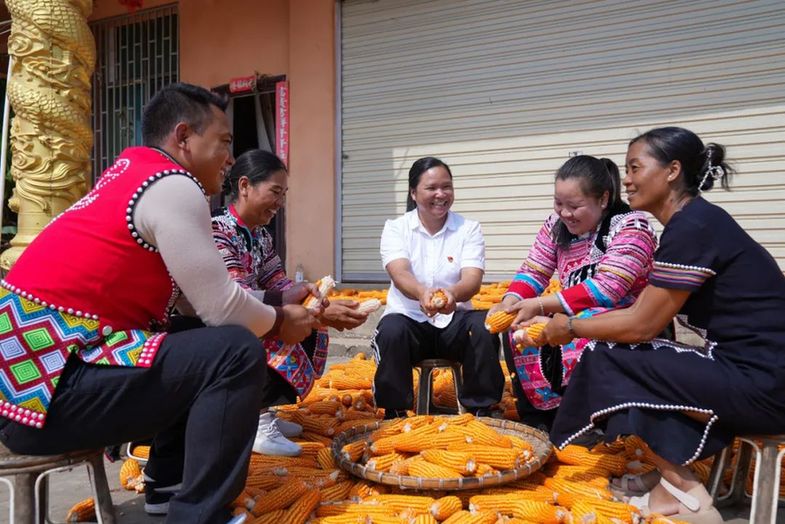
[
  {"x1": 242, "y1": 169, "x2": 288, "y2": 227},
  {"x1": 624, "y1": 140, "x2": 674, "y2": 213},
  {"x1": 553, "y1": 177, "x2": 607, "y2": 236},
  {"x1": 411, "y1": 166, "x2": 454, "y2": 222}
]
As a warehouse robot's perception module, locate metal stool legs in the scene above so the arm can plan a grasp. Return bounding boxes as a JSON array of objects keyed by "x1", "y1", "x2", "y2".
[{"x1": 415, "y1": 359, "x2": 465, "y2": 415}]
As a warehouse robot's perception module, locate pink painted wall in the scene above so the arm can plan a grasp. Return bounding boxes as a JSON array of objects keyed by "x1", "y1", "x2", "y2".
[{"x1": 91, "y1": 0, "x2": 337, "y2": 279}]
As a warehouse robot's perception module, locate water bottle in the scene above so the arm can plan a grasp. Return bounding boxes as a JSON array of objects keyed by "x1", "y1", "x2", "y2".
[{"x1": 294, "y1": 264, "x2": 304, "y2": 283}]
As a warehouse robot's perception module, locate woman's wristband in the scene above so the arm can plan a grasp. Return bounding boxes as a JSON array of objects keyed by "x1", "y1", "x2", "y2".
[
  {"x1": 566, "y1": 316, "x2": 577, "y2": 338},
  {"x1": 536, "y1": 296, "x2": 545, "y2": 316}
]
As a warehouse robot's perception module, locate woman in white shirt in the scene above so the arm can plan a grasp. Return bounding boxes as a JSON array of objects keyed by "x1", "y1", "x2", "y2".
[{"x1": 373, "y1": 157, "x2": 504, "y2": 419}]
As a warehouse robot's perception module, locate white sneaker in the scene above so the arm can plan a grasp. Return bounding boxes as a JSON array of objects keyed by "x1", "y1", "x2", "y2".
[
  {"x1": 274, "y1": 416, "x2": 303, "y2": 438},
  {"x1": 253, "y1": 413, "x2": 302, "y2": 456}
]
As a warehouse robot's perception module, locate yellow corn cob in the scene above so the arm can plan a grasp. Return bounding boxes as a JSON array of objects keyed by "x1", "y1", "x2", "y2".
[
  {"x1": 344, "y1": 503, "x2": 400, "y2": 517},
  {"x1": 317, "y1": 447, "x2": 338, "y2": 470},
  {"x1": 369, "y1": 516, "x2": 409, "y2": 524},
  {"x1": 430, "y1": 290, "x2": 448, "y2": 309},
  {"x1": 337, "y1": 418, "x2": 380, "y2": 435},
  {"x1": 412, "y1": 514, "x2": 439, "y2": 524},
  {"x1": 232, "y1": 489, "x2": 258, "y2": 512},
  {"x1": 250, "y1": 454, "x2": 319, "y2": 469},
  {"x1": 408, "y1": 459, "x2": 463, "y2": 479},
  {"x1": 329, "y1": 375, "x2": 373, "y2": 390},
  {"x1": 469, "y1": 494, "x2": 536, "y2": 515},
  {"x1": 254, "y1": 479, "x2": 309, "y2": 514},
  {"x1": 245, "y1": 474, "x2": 283, "y2": 491},
  {"x1": 298, "y1": 431, "x2": 334, "y2": 446},
  {"x1": 568, "y1": 498, "x2": 640, "y2": 524},
  {"x1": 318, "y1": 515, "x2": 367, "y2": 524},
  {"x1": 464, "y1": 420, "x2": 513, "y2": 447},
  {"x1": 443, "y1": 510, "x2": 498, "y2": 524},
  {"x1": 429, "y1": 495, "x2": 463, "y2": 520},
  {"x1": 341, "y1": 440, "x2": 368, "y2": 462},
  {"x1": 348, "y1": 480, "x2": 390, "y2": 499},
  {"x1": 437, "y1": 413, "x2": 475, "y2": 426},
  {"x1": 510, "y1": 500, "x2": 567, "y2": 524},
  {"x1": 315, "y1": 503, "x2": 355, "y2": 518},
  {"x1": 371, "y1": 423, "x2": 438, "y2": 455},
  {"x1": 366, "y1": 451, "x2": 408, "y2": 472},
  {"x1": 320, "y1": 480, "x2": 355, "y2": 503},
  {"x1": 338, "y1": 407, "x2": 378, "y2": 421},
  {"x1": 303, "y1": 275, "x2": 336, "y2": 310},
  {"x1": 473, "y1": 463, "x2": 497, "y2": 477},
  {"x1": 119, "y1": 458, "x2": 143, "y2": 490},
  {"x1": 364, "y1": 495, "x2": 436, "y2": 513},
  {"x1": 420, "y1": 449, "x2": 477, "y2": 474},
  {"x1": 547, "y1": 465, "x2": 609, "y2": 488},
  {"x1": 554, "y1": 445, "x2": 628, "y2": 476},
  {"x1": 544, "y1": 477, "x2": 613, "y2": 502},
  {"x1": 66, "y1": 498, "x2": 96, "y2": 523},
  {"x1": 357, "y1": 298, "x2": 382, "y2": 314},
  {"x1": 282, "y1": 488, "x2": 321, "y2": 524},
  {"x1": 507, "y1": 435, "x2": 535, "y2": 455},
  {"x1": 130, "y1": 444, "x2": 150, "y2": 459},
  {"x1": 387, "y1": 455, "x2": 421, "y2": 476},
  {"x1": 446, "y1": 444, "x2": 520, "y2": 470},
  {"x1": 251, "y1": 509, "x2": 288, "y2": 524},
  {"x1": 291, "y1": 412, "x2": 339, "y2": 436},
  {"x1": 484, "y1": 310, "x2": 517, "y2": 334},
  {"x1": 307, "y1": 400, "x2": 343, "y2": 415},
  {"x1": 648, "y1": 517, "x2": 691, "y2": 524},
  {"x1": 512, "y1": 323, "x2": 547, "y2": 348}
]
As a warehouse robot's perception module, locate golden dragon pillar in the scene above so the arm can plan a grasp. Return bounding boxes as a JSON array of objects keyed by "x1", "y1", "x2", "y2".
[{"x1": 1, "y1": 0, "x2": 95, "y2": 270}]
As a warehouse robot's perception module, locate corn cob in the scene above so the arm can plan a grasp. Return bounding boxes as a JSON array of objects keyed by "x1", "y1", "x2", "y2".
[
  {"x1": 484, "y1": 310, "x2": 517, "y2": 334},
  {"x1": 443, "y1": 510, "x2": 498, "y2": 524},
  {"x1": 430, "y1": 290, "x2": 448, "y2": 309},
  {"x1": 245, "y1": 474, "x2": 284, "y2": 490},
  {"x1": 446, "y1": 444, "x2": 521, "y2": 470},
  {"x1": 366, "y1": 451, "x2": 408, "y2": 472},
  {"x1": 344, "y1": 503, "x2": 400, "y2": 518},
  {"x1": 317, "y1": 447, "x2": 338, "y2": 470},
  {"x1": 320, "y1": 480, "x2": 355, "y2": 503},
  {"x1": 298, "y1": 431, "x2": 334, "y2": 446},
  {"x1": 329, "y1": 374, "x2": 373, "y2": 390},
  {"x1": 554, "y1": 445, "x2": 628, "y2": 476},
  {"x1": 291, "y1": 412, "x2": 339, "y2": 436},
  {"x1": 511, "y1": 323, "x2": 547, "y2": 348},
  {"x1": 348, "y1": 480, "x2": 390, "y2": 499},
  {"x1": 473, "y1": 462, "x2": 497, "y2": 477},
  {"x1": 282, "y1": 488, "x2": 321, "y2": 524},
  {"x1": 412, "y1": 514, "x2": 439, "y2": 524},
  {"x1": 357, "y1": 298, "x2": 382, "y2": 314},
  {"x1": 420, "y1": 449, "x2": 477, "y2": 474},
  {"x1": 430, "y1": 496, "x2": 463, "y2": 520},
  {"x1": 544, "y1": 477, "x2": 613, "y2": 501},
  {"x1": 369, "y1": 516, "x2": 409, "y2": 524},
  {"x1": 408, "y1": 459, "x2": 464, "y2": 479},
  {"x1": 568, "y1": 498, "x2": 640, "y2": 523},
  {"x1": 338, "y1": 408, "x2": 379, "y2": 421},
  {"x1": 507, "y1": 435, "x2": 534, "y2": 455},
  {"x1": 337, "y1": 418, "x2": 380, "y2": 434},
  {"x1": 130, "y1": 444, "x2": 150, "y2": 459},
  {"x1": 251, "y1": 509, "x2": 288, "y2": 524},
  {"x1": 510, "y1": 500, "x2": 567, "y2": 524},
  {"x1": 250, "y1": 454, "x2": 319, "y2": 469},
  {"x1": 66, "y1": 498, "x2": 96, "y2": 523},
  {"x1": 341, "y1": 440, "x2": 369, "y2": 462},
  {"x1": 364, "y1": 494, "x2": 436, "y2": 513},
  {"x1": 371, "y1": 423, "x2": 438, "y2": 454},
  {"x1": 119, "y1": 458, "x2": 144, "y2": 491},
  {"x1": 317, "y1": 515, "x2": 367, "y2": 524},
  {"x1": 254, "y1": 479, "x2": 309, "y2": 514},
  {"x1": 315, "y1": 502, "x2": 356, "y2": 518},
  {"x1": 447, "y1": 421, "x2": 512, "y2": 448},
  {"x1": 303, "y1": 275, "x2": 336, "y2": 310},
  {"x1": 388, "y1": 455, "x2": 421, "y2": 475},
  {"x1": 307, "y1": 400, "x2": 343, "y2": 415}
]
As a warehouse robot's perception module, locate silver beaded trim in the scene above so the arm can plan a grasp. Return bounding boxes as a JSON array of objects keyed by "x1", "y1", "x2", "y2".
[
  {"x1": 126, "y1": 169, "x2": 206, "y2": 253},
  {"x1": 0, "y1": 280, "x2": 100, "y2": 320},
  {"x1": 558, "y1": 401, "x2": 719, "y2": 465},
  {"x1": 137, "y1": 333, "x2": 166, "y2": 367},
  {"x1": 653, "y1": 261, "x2": 716, "y2": 276},
  {"x1": 0, "y1": 399, "x2": 46, "y2": 428}
]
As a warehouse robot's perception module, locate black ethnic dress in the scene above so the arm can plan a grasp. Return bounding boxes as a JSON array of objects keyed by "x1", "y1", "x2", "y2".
[{"x1": 550, "y1": 197, "x2": 785, "y2": 464}]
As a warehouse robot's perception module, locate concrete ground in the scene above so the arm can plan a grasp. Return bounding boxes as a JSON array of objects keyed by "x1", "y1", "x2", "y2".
[{"x1": 0, "y1": 313, "x2": 780, "y2": 522}]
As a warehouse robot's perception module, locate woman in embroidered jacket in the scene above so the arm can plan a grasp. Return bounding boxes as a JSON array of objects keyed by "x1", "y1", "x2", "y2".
[
  {"x1": 488, "y1": 155, "x2": 657, "y2": 430},
  {"x1": 535, "y1": 127, "x2": 785, "y2": 523},
  {"x1": 212, "y1": 149, "x2": 370, "y2": 456}
]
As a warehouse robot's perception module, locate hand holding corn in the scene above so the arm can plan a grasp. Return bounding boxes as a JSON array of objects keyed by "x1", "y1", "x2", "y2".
[
  {"x1": 511, "y1": 322, "x2": 547, "y2": 348},
  {"x1": 302, "y1": 275, "x2": 336, "y2": 311},
  {"x1": 320, "y1": 299, "x2": 373, "y2": 331}
]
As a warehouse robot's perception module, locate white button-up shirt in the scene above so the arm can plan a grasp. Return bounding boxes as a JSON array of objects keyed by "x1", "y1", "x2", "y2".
[{"x1": 380, "y1": 210, "x2": 485, "y2": 328}]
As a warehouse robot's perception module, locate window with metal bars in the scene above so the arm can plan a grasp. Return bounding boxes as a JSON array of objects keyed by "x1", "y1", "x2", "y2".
[{"x1": 90, "y1": 5, "x2": 179, "y2": 181}]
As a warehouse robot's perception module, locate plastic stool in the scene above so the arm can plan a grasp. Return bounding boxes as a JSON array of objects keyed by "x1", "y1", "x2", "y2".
[
  {"x1": 0, "y1": 442, "x2": 115, "y2": 523},
  {"x1": 414, "y1": 359, "x2": 465, "y2": 415},
  {"x1": 706, "y1": 434, "x2": 784, "y2": 524}
]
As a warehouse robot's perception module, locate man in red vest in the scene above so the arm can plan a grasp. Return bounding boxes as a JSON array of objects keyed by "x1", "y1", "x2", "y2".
[{"x1": 0, "y1": 83, "x2": 318, "y2": 523}]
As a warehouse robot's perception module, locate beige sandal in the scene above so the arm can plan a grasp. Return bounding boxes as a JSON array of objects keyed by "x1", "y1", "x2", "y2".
[{"x1": 629, "y1": 477, "x2": 723, "y2": 524}]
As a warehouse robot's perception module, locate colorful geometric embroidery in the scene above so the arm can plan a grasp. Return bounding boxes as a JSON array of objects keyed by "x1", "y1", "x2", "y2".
[
  {"x1": 0, "y1": 288, "x2": 166, "y2": 428},
  {"x1": 264, "y1": 338, "x2": 317, "y2": 399},
  {"x1": 651, "y1": 261, "x2": 714, "y2": 288}
]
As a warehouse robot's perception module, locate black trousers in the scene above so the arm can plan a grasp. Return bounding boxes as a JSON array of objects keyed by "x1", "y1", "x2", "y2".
[
  {"x1": 372, "y1": 311, "x2": 504, "y2": 412},
  {"x1": 0, "y1": 325, "x2": 267, "y2": 524}
]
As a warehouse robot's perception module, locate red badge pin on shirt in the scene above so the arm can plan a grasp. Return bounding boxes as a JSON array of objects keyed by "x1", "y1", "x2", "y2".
[{"x1": 447, "y1": 256, "x2": 454, "y2": 263}]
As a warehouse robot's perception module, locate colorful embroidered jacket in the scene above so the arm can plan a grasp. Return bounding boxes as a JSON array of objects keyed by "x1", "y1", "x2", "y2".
[
  {"x1": 211, "y1": 205, "x2": 327, "y2": 398},
  {"x1": 1, "y1": 147, "x2": 198, "y2": 428},
  {"x1": 505, "y1": 206, "x2": 657, "y2": 410}
]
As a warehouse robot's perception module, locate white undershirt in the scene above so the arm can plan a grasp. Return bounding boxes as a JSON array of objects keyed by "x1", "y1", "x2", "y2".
[{"x1": 134, "y1": 175, "x2": 277, "y2": 336}]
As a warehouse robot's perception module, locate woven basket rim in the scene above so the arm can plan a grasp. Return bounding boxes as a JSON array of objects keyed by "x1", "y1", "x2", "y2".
[{"x1": 331, "y1": 416, "x2": 552, "y2": 491}]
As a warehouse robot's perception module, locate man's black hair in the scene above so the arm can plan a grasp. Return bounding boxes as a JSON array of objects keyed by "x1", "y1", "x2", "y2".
[{"x1": 142, "y1": 83, "x2": 229, "y2": 147}]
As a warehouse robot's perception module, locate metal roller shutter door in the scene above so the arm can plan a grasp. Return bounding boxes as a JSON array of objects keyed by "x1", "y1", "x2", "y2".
[{"x1": 340, "y1": 0, "x2": 785, "y2": 281}]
